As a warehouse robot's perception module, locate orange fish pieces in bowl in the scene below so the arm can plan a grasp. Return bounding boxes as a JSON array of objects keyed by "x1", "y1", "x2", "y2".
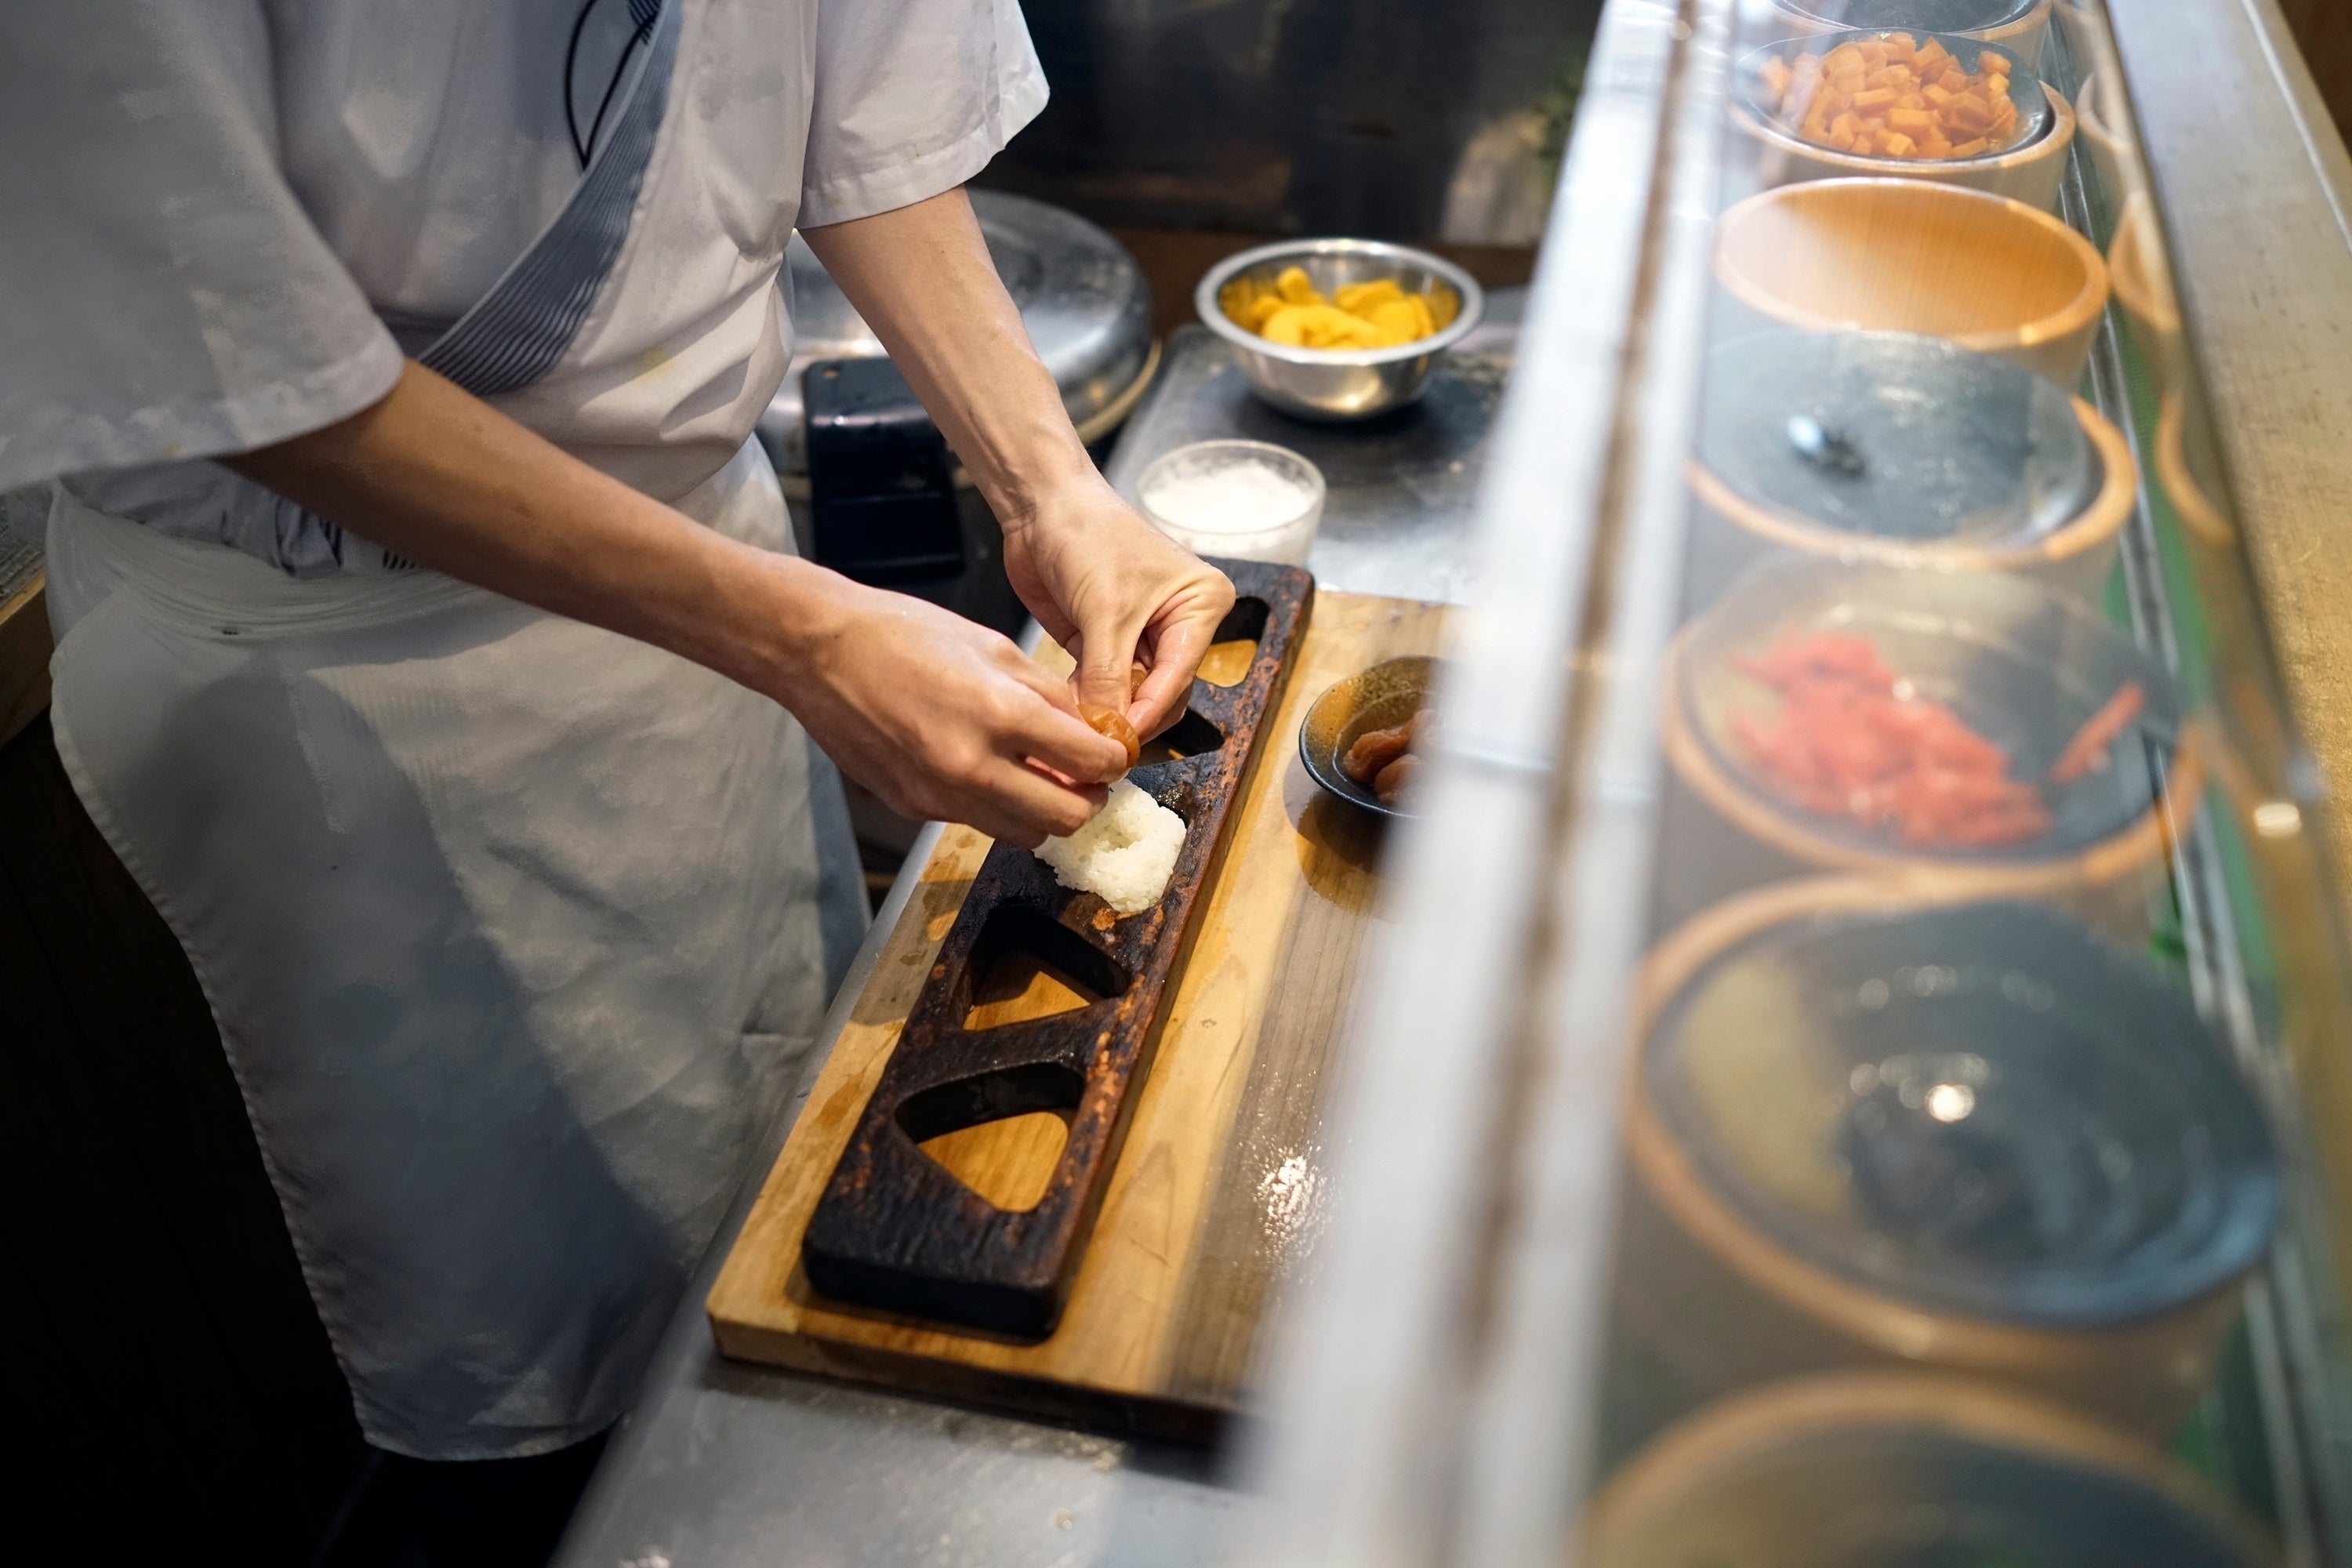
[{"x1": 1759, "y1": 32, "x2": 2025, "y2": 160}]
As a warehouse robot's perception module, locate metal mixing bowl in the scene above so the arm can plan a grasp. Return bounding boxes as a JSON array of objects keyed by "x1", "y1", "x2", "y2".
[{"x1": 1196, "y1": 239, "x2": 1486, "y2": 423}]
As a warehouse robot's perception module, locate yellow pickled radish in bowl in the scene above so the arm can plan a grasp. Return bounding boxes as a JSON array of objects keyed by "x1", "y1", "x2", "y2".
[{"x1": 1219, "y1": 265, "x2": 1461, "y2": 350}]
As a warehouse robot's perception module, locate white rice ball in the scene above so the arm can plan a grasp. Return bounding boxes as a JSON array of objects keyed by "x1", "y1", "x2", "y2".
[{"x1": 1035, "y1": 779, "x2": 1186, "y2": 915}]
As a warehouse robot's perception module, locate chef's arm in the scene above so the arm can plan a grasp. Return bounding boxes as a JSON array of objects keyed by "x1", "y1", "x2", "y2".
[
  {"x1": 800, "y1": 187, "x2": 1233, "y2": 730},
  {"x1": 224, "y1": 360, "x2": 1124, "y2": 848}
]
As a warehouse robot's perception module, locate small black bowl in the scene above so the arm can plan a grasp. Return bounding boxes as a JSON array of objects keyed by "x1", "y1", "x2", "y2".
[{"x1": 1299, "y1": 655, "x2": 1438, "y2": 818}]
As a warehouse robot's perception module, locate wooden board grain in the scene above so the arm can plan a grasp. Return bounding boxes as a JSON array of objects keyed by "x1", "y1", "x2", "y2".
[{"x1": 708, "y1": 589, "x2": 1446, "y2": 1436}]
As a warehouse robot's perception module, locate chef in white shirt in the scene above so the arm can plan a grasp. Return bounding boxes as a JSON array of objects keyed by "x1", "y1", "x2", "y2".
[{"x1": 0, "y1": 0, "x2": 1232, "y2": 1483}]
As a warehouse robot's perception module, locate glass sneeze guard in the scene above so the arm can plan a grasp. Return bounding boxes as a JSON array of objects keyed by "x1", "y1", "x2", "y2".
[{"x1": 1237, "y1": 2, "x2": 2352, "y2": 1565}]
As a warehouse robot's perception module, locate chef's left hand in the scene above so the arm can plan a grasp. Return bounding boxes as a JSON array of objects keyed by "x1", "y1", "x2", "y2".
[
  {"x1": 800, "y1": 188, "x2": 1232, "y2": 734},
  {"x1": 1000, "y1": 475, "x2": 1235, "y2": 739}
]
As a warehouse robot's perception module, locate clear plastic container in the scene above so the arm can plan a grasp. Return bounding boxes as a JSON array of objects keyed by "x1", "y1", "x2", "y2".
[
  {"x1": 1737, "y1": 32, "x2": 2056, "y2": 162},
  {"x1": 1135, "y1": 439, "x2": 1326, "y2": 566},
  {"x1": 1771, "y1": 0, "x2": 2052, "y2": 64},
  {"x1": 1780, "y1": 0, "x2": 2044, "y2": 27},
  {"x1": 1667, "y1": 557, "x2": 2187, "y2": 880},
  {"x1": 1614, "y1": 881, "x2": 2278, "y2": 1436},
  {"x1": 1646, "y1": 893, "x2": 2277, "y2": 1327},
  {"x1": 1685, "y1": 329, "x2": 2134, "y2": 610},
  {"x1": 1700, "y1": 331, "x2": 2097, "y2": 547}
]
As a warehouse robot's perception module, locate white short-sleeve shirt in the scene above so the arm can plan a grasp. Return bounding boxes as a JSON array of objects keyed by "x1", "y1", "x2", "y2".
[{"x1": 0, "y1": 0, "x2": 1047, "y2": 507}]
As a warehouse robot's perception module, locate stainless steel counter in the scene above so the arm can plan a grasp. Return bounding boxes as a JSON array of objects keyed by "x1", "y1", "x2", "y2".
[
  {"x1": 553, "y1": 821, "x2": 1247, "y2": 1568},
  {"x1": 554, "y1": 304, "x2": 1523, "y2": 1568},
  {"x1": 1105, "y1": 309, "x2": 1523, "y2": 608}
]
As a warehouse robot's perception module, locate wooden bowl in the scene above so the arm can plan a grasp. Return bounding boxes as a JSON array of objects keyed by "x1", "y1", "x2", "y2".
[
  {"x1": 1733, "y1": 35, "x2": 2077, "y2": 214},
  {"x1": 2111, "y1": 190, "x2": 2187, "y2": 398},
  {"x1": 2156, "y1": 390, "x2": 2238, "y2": 549},
  {"x1": 1771, "y1": 0, "x2": 2053, "y2": 66},
  {"x1": 1714, "y1": 178, "x2": 2110, "y2": 385},
  {"x1": 2054, "y1": 0, "x2": 2104, "y2": 67},
  {"x1": 2075, "y1": 68, "x2": 2136, "y2": 205},
  {"x1": 1614, "y1": 879, "x2": 2277, "y2": 1438},
  {"x1": 1588, "y1": 1373, "x2": 2277, "y2": 1568}
]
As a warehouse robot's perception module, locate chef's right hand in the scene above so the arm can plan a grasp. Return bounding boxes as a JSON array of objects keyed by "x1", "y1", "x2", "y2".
[{"x1": 773, "y1": 572, "x2": 1127, "y2": 849}]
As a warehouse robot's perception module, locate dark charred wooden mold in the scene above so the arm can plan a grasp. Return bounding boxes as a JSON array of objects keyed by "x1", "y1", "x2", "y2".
[{"x1": 801, "y1": 559, "x2": 1314, "y2": 1337}]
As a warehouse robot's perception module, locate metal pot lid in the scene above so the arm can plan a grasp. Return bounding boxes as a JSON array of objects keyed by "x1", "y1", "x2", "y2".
[
  {"x1": 1647, "y1": 899, "x2": 2280, "y2": 1328},
  {"x1": 760, "y1": 191, "x2": 1152, "y2": 475},
  {"x1": 1737, "y1": 32, "x2": 2053, "y2": 161},
  {"x1": 1780, "y1": 0, "x2": 2042, "y2": 31},
  {"x1": 1698, "y1": 330, "x2": 2099, "y2": 546}
]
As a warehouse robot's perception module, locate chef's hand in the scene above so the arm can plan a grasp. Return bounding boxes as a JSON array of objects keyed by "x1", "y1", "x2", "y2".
[
  {"x1": 779, "y1": 571, "x2": 1128, "y2": 849},
  {"x1": 1000, "y1": 474, "x2": 1236, "y2": 738},
  {"x1": 223, "y1": 359, "x2": 1128, "y2": 848},
  {"x1": 800, "y1": 191, "x2": 1235, "y2": 735}
]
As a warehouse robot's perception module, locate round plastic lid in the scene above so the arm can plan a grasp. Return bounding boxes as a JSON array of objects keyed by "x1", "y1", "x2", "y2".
[
  {"x1": 1781, "y1": 0, "x2": 2042, "y2": 31},
  {"x1": 1700, "y1": 330, "x2": 2096, "y2": 546},
  {"x1": 1646, "y1": 900, "x2": 2280, "y2": 1328}
]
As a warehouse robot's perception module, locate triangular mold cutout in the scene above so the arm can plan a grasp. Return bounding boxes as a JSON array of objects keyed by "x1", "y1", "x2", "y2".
[
  {"x1": 964, "y1": 948, "x2": 1102, "y2": 1030},
  {"x1": 1193, "y1": 596, "x2": 1271, "y2": 688},
  {"x1": 896, "y1": 1062, "x2": 1086, "y2": 1214},
  {"x1": 916, "y1": 1110, "x2": 1072, "y2": 1212},
  {"x1": 1134, "y1": 707, "x2": 1226, "y2": 767},
  {"x1": 961, "y1": 906, "x2": 1131, "y2": 1032}
]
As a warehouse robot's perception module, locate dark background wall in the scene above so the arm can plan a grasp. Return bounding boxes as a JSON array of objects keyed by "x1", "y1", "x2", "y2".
[
  {"x1": 980, "y1": 0, "x2": 1598, "y2": 239},
  {"x1": 2278, "y1": 0, "x2": 2352, "y2": 143},
  {"x1": 1, "y1": 713, "x2": 369, "y2": 1562}
]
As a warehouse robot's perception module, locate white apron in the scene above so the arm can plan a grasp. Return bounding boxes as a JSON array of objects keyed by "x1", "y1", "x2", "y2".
[
  {"x1": 47, "y1": 442, "x2": 866, "y2": 1460},
  {"x1": 9, "y1": 0, "x2": 1042, "y2": 1458}
]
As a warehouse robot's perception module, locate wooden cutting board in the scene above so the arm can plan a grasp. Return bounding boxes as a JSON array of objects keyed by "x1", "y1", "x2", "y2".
[{"x1": 707, "y1": 589, "x2": 1446, "y2": 1439}]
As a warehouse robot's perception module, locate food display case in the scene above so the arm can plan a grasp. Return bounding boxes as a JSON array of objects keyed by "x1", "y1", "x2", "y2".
[{"x1": 1238, "y1": 1, "x2": 2352, "y2": 1564}]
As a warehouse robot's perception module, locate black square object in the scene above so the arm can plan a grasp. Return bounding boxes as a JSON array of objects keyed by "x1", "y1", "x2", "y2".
[{"x1": 803, "y1": 356, "x2": 965, "y2": 585}]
